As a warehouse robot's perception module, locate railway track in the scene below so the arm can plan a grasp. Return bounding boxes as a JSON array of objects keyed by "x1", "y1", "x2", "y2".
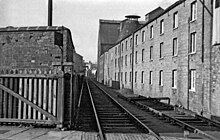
[
  {"x1": 117, "y1": 93, "x2": 220, "y2": 140},
  {"x1": 76, "y1": 79, "x2": 220, "y2": 139},
  {"x1": 75, "y1": 79, "x2": 162, "y2": 140}
]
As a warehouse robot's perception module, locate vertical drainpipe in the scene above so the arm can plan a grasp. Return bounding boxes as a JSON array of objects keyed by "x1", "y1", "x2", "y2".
[
  {"x1": 131, "y1": 33, "x2": 134, "y2": 92},
  {"x1": 187, "y1": 17, "x2": 191, "y2": 110},
  {"x1": 201, "y1": 0, "x2": 205, "y2": 115},
  {"x1": 119, "y1": 42, "x2": 121, "y2": 88},
  {"x1": 209, "y1": 0, "x2": 213, "y2": 116}
]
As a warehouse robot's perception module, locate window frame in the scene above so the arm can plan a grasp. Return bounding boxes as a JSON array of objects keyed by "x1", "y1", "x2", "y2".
[
  {"x1": 150, "y1": 46, "x2": 153, "y2": 60},
  {"x1": 160, "y1": 42, "x2": 164, "y2": 59},
  {"x1": 142, "y1": 49, "x2": 145, "y2": 62},
  {"x1": 191, "y1": 1, "x2": 197, "y2": 21},
  {"x1": 159, "y1": 70, "x2": 163, "y2": 86},
  {"x1": 160, "y1": 19, "x2": 164, "y2": 34},
  {"x1": 189, "y1": 69, "x2": 196, "y2": 91},
  {"x1": 135, "y1": 71, "x2": 137, "y2": 83},
  {"x1": 149, "y1": 71, "x2": 153, "y2": 85},
  {"x1": 173, "y1": 12, "x2": 178, "y2": 29},
  {"x1": 190, "y1": 32, "x2": 196, "y2": 54},
  {"x1": 150, "y1": 25, "x2": 154, "y2": 39},
  {"x1": 135, "y1": 51, "x2": 138, "y2": 64},
  {"x1": 172, "y1": 70, "x2": 177, "y2": 88},
  {"x1": 173, "y1": 38, "x2": 178, "y2": 56},
  {"x1": 135, "y1": 34, "x2": 138, "y2": 46}
]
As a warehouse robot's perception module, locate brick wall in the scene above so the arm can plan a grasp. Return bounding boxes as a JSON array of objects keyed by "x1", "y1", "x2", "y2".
[{"x1": 0, "y1": 28, "x2": 75, "y2": 72}]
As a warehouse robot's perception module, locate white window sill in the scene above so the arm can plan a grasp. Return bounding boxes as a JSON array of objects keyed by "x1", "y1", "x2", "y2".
[{"x1": 189, "y1": 52, "x2": 196, "y2": 55}]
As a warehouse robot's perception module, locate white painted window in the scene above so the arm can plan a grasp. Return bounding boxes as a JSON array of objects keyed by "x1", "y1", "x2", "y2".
[
  {"x1": 160, "y1": 20, "x2": 164, "y2": 34},
  {"x1": 191, "y1": 2, "x2": 197, "y2": 21},
  {"x1": 172, "y1": 70, "x2": 177, "y2": 88},
  {"x1": 150, "y1": 46, "x2": 153, "y2": 60},
  {"x1": 159, "y1": 70, "x2": 163, "y2": 86},
  {"x1": 141, "y1": 71, "x2": 144, "y2": 83},
  {"x1": 149, "y1": 71, "x2": 153, "y2": 85},
  {"x1": 190, "y1": 70, "x2": 196, "y2": 91},
  {"x1": 173, "y1": 38, "x2": 178, "y2": 56},
  {"x1": 190, "y1": 32, "x2": 196, "y2": 53},
  {"x1": 173, "y1": 12, "x2": 178, "y2": 29},
  {"x1": 150, "y1": 25, "x2": 154, "y2": 38},
  {"x1": 160, "y1": 42, "x2": 164, "y2": 58}
]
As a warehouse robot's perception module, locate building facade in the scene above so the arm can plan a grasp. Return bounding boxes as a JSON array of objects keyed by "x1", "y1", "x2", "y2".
[{"x1": 97, "y1": 0, "x2": 220, "y2": 119}]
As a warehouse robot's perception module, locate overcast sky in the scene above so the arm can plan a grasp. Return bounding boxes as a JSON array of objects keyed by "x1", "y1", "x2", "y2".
[{"x1": 0, "y1": 0, "x2": 178, "y2": 63}]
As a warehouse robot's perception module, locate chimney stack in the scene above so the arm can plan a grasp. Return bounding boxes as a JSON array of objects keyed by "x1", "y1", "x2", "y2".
[{"x1": 48, "y1": 0, "x2": 53, "y2": 26}]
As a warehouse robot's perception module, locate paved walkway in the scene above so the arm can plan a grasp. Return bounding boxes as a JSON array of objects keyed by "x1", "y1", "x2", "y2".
[{"x1": 0, "y1": 125, "x2": 210, "y2": 140}]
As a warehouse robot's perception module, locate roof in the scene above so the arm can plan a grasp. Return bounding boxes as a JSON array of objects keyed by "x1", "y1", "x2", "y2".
[
  {"x1": 99, "y1": 19, "x2": 120, "y2": 45},
  {"x1": 0, "y1": 26, "x2": 68, "y2": 32}
]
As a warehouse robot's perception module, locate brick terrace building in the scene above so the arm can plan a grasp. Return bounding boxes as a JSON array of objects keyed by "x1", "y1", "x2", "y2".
[
  {"x1": 0, "y1": 26, "x2": 84, "y2": 74},
  {"x1": 97, "y1": 0, "x2": 220, "y2": 119}
]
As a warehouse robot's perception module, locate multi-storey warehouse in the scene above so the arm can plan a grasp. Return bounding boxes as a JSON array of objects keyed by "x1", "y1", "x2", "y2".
[{"x1": 97, "y1": 0, "x2": 220, "y2": 120}]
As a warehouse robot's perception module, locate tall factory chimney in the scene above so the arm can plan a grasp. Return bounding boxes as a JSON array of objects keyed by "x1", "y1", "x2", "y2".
[{"x1": 48, "y1": 0, "x2": 53, "y2": 26}]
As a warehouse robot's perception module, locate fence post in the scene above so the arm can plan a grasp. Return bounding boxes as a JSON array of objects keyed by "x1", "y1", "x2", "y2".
[{"x1": 57, "y1": 71, "x2": 64, "y2": 128}]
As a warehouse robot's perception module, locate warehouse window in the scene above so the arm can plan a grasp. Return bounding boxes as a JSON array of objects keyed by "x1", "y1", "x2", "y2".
[
  {"x1": 142, "y1": 49, "x2": 145, "y2": 62},
  {"x1": 121, "y1": 56, "x2": 123, "y2": 68},
  {"x1": 135, "y1": 71, "x2": 137, "y2": 83},
  {"x1": 130, "y1": 53, "x2": 132, "y2": 64},
  {"x1": 173, "y1": 12, "x2": 178, "y2": 29},
  {"x1": 150, "y1": 25, "x2": 154, "y2": 38},
  {"x1": 189, "y1": 70, "x2": 196, "y2": 91},
  {"x1": 172, "y1": 70, "x2": 177, "y2": 88},
  {"x1": 191, "y1": 1, "x2": 197, "y2": 21},
  {"x1": 160, "y1": 42, "x2": 164, "y2": 58},
  {"x1": 121, "y1": 72, "x2": 123, "y2": 82},
  {"x1": 160, "y1": 19, "x2": 164, "y2": 34},
  {"x1": 130, "y1": 38, "x2": 133, "y2": 48},
  {"x1": 125, "y1": 55, "x2": 127, "y2": 66},
  {"x1": 141, "y1": 71, "x2": 144, "y2": 83},
  {"x1": 125, "y1": 72, "x2": 127, "y2": 83},
  {"x1": 173, "y1": 38, "x2": 178, "y2": 56},
  {"x1": 115, "y1": 73, "x2": 117, "y2": 80},
  {"x1": 130, "y1": 72, "x2": 132, "y2": 82},
  {"x1": 135, "y1": 34, "x2": 138, "y2": 45},
  {"x1": 159, "y1": 70, "x2": 163, "y2": 86},
  {"x1": 149, "y1": 71, "x2": 153, "y2": 85},
  {"x1": 150, "y1": 46, "x2": 153, "y2": 60},
  {"x1": 135, "y1": 51, "x2": 138, "y2": 64},
  {"x1": 142, "y1": 30, "x2": 145, "y2": 42},
  {"x1": 126, "y1": 41, "x2": 128, "y2": 51},
  {"x1": 115, "y1": 59, "x2": 117, "y2": 68},
  {"x1": 190, "y1": 32, "x2": 196, "y2": 53}
]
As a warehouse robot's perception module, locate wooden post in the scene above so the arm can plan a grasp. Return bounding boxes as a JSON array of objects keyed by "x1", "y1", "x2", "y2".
[{"x1": 57, "y1": 72, "x2": 64, "y2": 128}]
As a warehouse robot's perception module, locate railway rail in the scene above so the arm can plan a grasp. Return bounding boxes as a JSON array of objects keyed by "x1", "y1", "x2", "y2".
[
  {"x1": 117, "y1": 93, "x2": 220, "y2": 140},
  {"x1": 75, "y1": 79, "x2": 162, "y2": 140},
  {"x1": 76, "y1": 79, "x2": 220, "y2": 140}
]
